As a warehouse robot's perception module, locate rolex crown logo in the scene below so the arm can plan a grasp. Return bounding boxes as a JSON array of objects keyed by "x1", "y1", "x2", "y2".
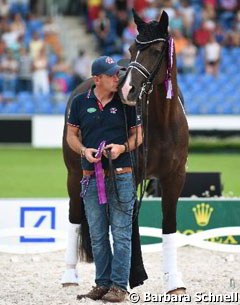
[{"x1": 192, "y1": 203, "x2": 214, "y2": 226}]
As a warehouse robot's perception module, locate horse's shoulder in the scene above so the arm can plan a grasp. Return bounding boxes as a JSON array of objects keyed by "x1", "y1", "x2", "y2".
[
  {"x1": 68, "y1": 79, "x2": 94, "y2": 106},
  {"x1": 71, "y1": 90, "x2": 89, "y2": 103}
]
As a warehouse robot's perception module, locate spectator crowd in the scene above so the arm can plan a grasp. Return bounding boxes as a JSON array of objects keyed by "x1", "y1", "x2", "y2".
[
  {"x1": 83, "y1": 0, "x2": 240, "y2": 76},
  {"x1": 0, "y1": 0, "x2": 80, "y2": 102},
  {"x1": 0, "y1": 0, "x2": 240, "y2": 113}
]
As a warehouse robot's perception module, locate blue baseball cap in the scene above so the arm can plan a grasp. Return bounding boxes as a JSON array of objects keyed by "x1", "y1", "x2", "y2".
[{"x1": 91, "y1": 56, "x2": 120, "y2": 76}]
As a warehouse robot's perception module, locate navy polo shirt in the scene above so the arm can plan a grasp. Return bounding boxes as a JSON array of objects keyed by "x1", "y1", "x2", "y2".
[{"x1": 67, "y1": 88, "x2": 141, "y2": 170}]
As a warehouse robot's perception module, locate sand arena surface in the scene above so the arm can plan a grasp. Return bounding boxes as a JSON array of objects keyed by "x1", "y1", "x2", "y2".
[{"x1": 0, "y1": 247, "x2": 239, "y2": 305}]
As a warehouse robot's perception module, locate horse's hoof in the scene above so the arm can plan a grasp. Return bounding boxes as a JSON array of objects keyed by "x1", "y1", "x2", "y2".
[
  {"x1": 167, "y1": 288, "x2": 186, "y2": 295},
  {"x1": 61, "y1": 268, "x2": 79, "y2": 287},
  {"x1": 164, "y1": 272, "x2": 186, "y2": 294}
]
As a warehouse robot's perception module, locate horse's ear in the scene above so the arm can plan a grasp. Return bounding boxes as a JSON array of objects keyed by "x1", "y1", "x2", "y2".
[
  {"x1": 132, "y1": 8, "x2": 145, "y2": 30},
  {"x1": 159, "y1": 10, "x2": 169, "y2": 33}
]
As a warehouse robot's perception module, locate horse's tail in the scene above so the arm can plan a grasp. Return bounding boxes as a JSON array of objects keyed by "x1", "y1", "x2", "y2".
[{"x1": 79, "y1": 216, "x2": 93, "y2": 263}]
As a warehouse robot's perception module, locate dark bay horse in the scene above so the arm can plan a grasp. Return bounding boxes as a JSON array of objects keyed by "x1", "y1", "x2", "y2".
[
  {"x1": 120, "y1": 10, "x2": 189, "y2": 293},
  {"x1": 62, "y1": 10, "x2": 188, "y2": 294}
]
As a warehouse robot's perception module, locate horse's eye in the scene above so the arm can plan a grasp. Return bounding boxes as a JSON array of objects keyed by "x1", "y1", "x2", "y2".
[{"x1": 152, "y1": 48, "x2": 160, "y2": 56}]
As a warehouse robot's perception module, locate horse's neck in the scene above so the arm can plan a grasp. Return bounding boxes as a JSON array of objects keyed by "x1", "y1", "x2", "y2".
[{"x1": 149, "y1": 71, "x2": 179, "y2": 126}]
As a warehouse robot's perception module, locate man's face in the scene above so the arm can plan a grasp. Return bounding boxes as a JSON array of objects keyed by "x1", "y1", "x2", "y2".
[{"x1": 94, "y1": 73, "x2": 120, "y2": 92}]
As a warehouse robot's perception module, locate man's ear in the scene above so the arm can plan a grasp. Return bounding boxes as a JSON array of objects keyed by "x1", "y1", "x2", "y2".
[{"x1": 93, "y1": 75, "x2": 99, "y2": 83}]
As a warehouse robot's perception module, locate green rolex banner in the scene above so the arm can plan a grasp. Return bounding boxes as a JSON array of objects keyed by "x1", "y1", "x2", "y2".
[{"x1": 139, "y1": 198, "x2": 240, "y2": 246}]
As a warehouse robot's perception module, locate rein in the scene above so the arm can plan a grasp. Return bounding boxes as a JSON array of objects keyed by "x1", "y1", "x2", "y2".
[
  {"x1": 105, "y1": 37, "x2": 175, "y2": 223},
  {"x1": 106, "y1": 146, "x2": 138, "y2": 229}
]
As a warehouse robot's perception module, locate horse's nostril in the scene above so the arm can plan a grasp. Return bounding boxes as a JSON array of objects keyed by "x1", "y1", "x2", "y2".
[{"x1": 129, "y1": 86, "x2": 135, "y2": 95}]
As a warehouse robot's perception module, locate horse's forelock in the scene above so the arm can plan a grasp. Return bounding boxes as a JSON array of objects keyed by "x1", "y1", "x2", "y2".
[{"x1": 136, "y1": 21, "x2": 167, "y2": 44}]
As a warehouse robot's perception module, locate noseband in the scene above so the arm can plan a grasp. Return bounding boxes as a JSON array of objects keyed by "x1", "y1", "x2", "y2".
[{"x1": 127, "y1": 38, "x2": 167, "y2": 99}]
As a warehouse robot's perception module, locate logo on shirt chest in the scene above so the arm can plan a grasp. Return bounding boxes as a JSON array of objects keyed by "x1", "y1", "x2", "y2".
[
  {"x1": 87, "y1": 107, "x2": 97, "y2": 113},
  {"x1": 110, "y1": 107, "x2": 118, "y2": 114}
]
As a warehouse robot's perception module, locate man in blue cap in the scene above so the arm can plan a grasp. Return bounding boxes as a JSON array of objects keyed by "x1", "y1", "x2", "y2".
[{"x1": 66, "y1": 56, "x2": 142, "y2": 302}]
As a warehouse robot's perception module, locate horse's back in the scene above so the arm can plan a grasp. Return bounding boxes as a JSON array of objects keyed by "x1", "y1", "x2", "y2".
[{"x1": 63, "y1": 78, "x2": 94, "y2": 132}]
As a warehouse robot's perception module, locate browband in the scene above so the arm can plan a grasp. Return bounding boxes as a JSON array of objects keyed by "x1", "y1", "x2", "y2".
[{"x1": 135, "y1": 37, "x2": 166, "y2": 44}]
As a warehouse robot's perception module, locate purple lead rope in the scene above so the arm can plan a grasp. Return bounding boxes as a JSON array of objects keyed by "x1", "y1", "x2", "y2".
[{"x1": 94, "y1": 141, "x2": 107, "y2": 205}]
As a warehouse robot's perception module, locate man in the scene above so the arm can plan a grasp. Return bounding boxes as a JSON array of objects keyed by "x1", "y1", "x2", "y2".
[{"x1": 66, "y1": 56, "x2": 142, "y2": 302}]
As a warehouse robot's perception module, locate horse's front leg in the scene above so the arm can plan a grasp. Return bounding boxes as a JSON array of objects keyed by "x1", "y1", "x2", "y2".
[{"x1": 160, "y1": 171, "x2": 186, "y2": 294}]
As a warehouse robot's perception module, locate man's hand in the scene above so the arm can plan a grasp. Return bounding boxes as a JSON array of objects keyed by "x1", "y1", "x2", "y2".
[
  {"x1": 85, "y1": 148, "x2": 101, "y2": 163},
  {"x1": 104, "y1": 144, "x2": 125, "y2": 160}
]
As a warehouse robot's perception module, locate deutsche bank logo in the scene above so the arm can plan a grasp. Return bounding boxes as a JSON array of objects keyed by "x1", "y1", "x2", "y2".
[{"x1": 20, "y1": 207, "x2": 56, "y2": 243}]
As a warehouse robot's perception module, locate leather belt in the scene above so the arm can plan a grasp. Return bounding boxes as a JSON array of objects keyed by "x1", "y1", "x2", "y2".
[{"x1": 83, "y1": 167, "x2": 132, "y2": 177}]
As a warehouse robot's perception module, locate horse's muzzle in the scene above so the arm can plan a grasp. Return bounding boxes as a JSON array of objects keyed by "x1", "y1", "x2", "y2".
[{"x1": 122, "y1": 100, "x2": 136, "y2": 106}]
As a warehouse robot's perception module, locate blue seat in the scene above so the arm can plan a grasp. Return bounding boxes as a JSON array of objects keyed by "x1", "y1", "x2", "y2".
[
  {"x1": 2, "y1": 91, "x2": 16, "y2": 101},
  {"x1": 231, "y1": 104, "x2": 240, "y2": 114},
  {"x1": 198, "y1": 102, "x2": 211, "y2": 114},
  {"x1": 203, "y1": 103, "x2": 218, "y2": 114},
  {"x1": 178, "y1": 82, "x2": 188, "y2": 94},
  {"x1": 33, "y1": 93, "x2": 52, "y2": 105},
  {"x1": 221, "y1": 47, "x2": 228, "y2": 57},
  {"x1": 220, "y1": 54, "x2": 232, "y2": 72},
  {"x1": 231, "y1": 48, "x2": 240, "y2": 55},
  {"x1": 10, "y1": 2, "x2": 29, "y2": 16},
  {"x1": 37, "y1": 102, "x2": 53, "y2": 114},
  {"x1": 227, "y1": 64, "x2": 239, "y2": 74},
  {"x1": 21, "y1": 100, "x2": 35, "y2": 114},
  {"x1": 54, "y1": 102, "x2": 66, "y2": 114},
  {"x1": 201, "y1": 74, "x2": 216, "y2": 85},
  {"x1": 181, "y1": 73, "x2": 198, "y2": 85},
  {"x1": 0, "y1": 103, "x2": 4, "y2": 113},
  {"x1": 32, "y1": 93, "x2": 52, "y2": 114},
  {"x1": 229, "y1": 48, "x2": 240, "y2": 64},
  {"x1": 2, "y1": 102, "x2": 19, "y2": 114},
  {"x1": 214, "y1": 73, "x2": 228, "y2": 86},
  {"x1": 17, "y1": 92, "x2": 33, "y2": 106},
  {"x1": 216, "y1": 103, "x2": 233, "y2": 114},
  {"x1": 185, "y1": 102, "x2": 201, "y2": 115}
]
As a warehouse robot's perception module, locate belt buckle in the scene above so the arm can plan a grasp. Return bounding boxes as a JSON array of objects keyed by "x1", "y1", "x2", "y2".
[{"x1": 115, "y1": 168, "x2": 123, "y2": 172}]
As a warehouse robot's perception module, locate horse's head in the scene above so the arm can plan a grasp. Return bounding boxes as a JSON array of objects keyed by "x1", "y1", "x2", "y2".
[{"x1": 120, "y1": 10, "x2": 170, "y2": 106}]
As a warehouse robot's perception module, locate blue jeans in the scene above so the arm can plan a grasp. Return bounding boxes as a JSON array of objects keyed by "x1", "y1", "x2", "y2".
[{"x1": 82, "y1": 173, "x2": 135, "y2": 290}]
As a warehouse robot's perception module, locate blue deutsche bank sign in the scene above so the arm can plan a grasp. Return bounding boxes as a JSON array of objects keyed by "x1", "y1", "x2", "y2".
[{"x1": 20, "y1": 207, "x2": 56, "y2": 242}]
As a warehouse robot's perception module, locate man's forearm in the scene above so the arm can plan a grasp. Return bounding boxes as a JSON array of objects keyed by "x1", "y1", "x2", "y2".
[{"x1": 67, "y1": 133, "x2": 86, "y2": 157}]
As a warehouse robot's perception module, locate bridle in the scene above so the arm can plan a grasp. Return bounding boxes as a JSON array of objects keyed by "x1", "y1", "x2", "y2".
[{"x1": 127, "y1": 37, "x2": 168, "y2": 100}]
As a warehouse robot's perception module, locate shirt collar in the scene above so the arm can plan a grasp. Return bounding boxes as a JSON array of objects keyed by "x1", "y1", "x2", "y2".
[{"x1": 86, "y1": 85, "x2": 96, "y2": 99}]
